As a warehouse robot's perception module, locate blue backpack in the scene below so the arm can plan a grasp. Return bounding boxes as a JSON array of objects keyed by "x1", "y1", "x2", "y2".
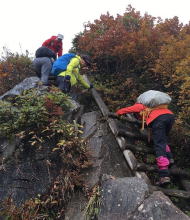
[{"x1": 51, "y1": 53, "x2": 76, "y2": 76}]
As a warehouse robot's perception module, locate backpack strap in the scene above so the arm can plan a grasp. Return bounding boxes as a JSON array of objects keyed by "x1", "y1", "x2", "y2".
[
  {"x1": 140, "y1": 104, "x2": 168, "y2": 130},
  {"x1": 140, "y1": 107, "x2": 152, "y2": 130}
]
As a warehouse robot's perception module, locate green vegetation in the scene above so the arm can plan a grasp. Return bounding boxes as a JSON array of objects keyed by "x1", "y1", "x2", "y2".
[
  {"x1": 0, "y1": 88, "x2": 91, "y2": 219},
  {"x1": 84, "y1": 185, "x2": 101, "y2": 220}
]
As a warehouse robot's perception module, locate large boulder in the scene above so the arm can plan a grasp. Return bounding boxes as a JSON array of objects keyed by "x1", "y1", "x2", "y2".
[
  {"x1": 0, "y1": 77, "x2": 40, "y2": 100},
  {"x1": 132, "y1": 191, "x2": 190, "y2": 220},
  {"x1": 98, "y1": 177, "x2": 190, "y2": 220},
  {"x1": 0, "y1": 138, "x2": 62, "y2": 205},
  {"x1": 99, "y1": 177, "x2": 149, "y2": 220},
  {"x1": 64, "y1": 111, "x2": 132, "y2": 220}
]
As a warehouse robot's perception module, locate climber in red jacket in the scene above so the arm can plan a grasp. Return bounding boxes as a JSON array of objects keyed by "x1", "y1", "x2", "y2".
[
  {"x1": 42, "y1": 34, "x2": 63, "y2": 58},
  {"x1": 115, "y1": 103, "x2": 175, "y2": 186}
]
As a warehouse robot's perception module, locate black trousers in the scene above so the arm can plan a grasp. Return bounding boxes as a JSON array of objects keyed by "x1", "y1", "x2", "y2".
[
  {"x1": 149, "y1": 114, "x2": 175, "y2": 177},
  {"x1": 56, "y1": 76, "x2": 71, "y2": 93}
]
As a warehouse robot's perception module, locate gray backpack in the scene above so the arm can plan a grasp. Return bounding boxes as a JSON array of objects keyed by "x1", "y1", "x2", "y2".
[{"x1": 137, "y1": 90, "x2": 171, "y2": 108}]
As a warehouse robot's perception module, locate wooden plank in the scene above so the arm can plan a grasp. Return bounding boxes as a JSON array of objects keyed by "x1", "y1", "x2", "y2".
[
  {"x1": 137, "y1": 163, "x2": 190, "y2": 179},
  {"x1": 150, "y1": 185, "x2": 190, "y2": 199},
  {"x1": 126, "y1": 143, "x2": 153, "y2": 153},
  {"x1": 123, "y1": 150, "x2": 138, "y2": 170}
]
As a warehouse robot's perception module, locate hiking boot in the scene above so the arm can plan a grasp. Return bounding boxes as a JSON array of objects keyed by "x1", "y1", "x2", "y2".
[{"x1": 156, "y1": 177, "x2": 171, "y2": 186}]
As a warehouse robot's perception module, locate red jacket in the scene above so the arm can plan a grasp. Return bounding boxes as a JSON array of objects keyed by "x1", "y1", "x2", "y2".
[
  {"x1": 42, "y1": 36, "x2": 63, "y2": 57},
  {"x1": 116, "y1": 103, "x2": 173, "y2": 125}
]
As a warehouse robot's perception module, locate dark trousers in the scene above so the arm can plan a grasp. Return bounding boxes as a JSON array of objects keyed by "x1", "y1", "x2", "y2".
[
  {"x1": 56, "y1": 76, "x2": 71, "y2": 93},
  {"x1": 149, "y1": 114, "x2": 175, "y2": 177}
]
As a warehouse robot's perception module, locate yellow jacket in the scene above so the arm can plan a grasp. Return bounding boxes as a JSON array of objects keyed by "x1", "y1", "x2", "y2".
[{"x1": 58, "y1": 55, "x2": 90, "y2": 89}]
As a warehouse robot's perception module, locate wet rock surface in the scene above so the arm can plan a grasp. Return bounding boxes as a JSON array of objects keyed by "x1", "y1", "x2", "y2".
[
  {"x1": 99, "y1": 177, "x2": 149, "y2": 220},
  {"x1": 0, "y1": 139, "x2": 62, "y2": 205},
  {"x1": 81, "y1": 111, "x2": 132, "y2": 186},
  {"x1": 64, "y1": 111, "x2": 132, "y2": 220},
  {"x1": 0, "y1": 77, "x2": 40, "y2": 100},
  {"x1": 131, "y1": 191, "x2": 190, "y2": 220},
  {"x1": 99, "y1": 177, "x2": 190, "y2": 220}
]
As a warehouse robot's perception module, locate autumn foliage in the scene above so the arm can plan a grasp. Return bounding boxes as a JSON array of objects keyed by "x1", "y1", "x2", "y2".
[
  {"x1": 71, "y1": 5, "x2": 190, "y2": 166},
  {"x1": 0, "y1": 5, "x2": 189, "y2": 166},
  {"x1": 0, "y1": 49, "x2": 35, "y2": 95}
]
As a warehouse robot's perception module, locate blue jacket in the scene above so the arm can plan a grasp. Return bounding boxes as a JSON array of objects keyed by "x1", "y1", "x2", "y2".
[{"x1": 51, "y1": 53, "x2": 76, "y2": 75}]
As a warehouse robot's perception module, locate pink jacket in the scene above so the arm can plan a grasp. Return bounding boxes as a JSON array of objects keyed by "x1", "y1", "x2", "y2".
[{"x1": 116, "y1": 103, "x2": 173, "y2": 125}]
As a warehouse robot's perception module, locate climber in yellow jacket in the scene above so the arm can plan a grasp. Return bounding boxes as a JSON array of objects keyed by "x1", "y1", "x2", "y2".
[{"x1": 56, "y1": 54, "x2": 93, "y2": 93}]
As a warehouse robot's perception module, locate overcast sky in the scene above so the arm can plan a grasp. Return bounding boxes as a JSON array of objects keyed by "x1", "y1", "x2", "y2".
[{"x1": 0, "y1": 0, "x2": 190, "y2": 57}]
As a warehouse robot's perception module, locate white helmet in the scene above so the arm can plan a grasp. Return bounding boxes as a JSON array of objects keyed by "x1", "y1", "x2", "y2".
[{"x1": 57, "y1": 34, "x2": 64, "y2": 40}]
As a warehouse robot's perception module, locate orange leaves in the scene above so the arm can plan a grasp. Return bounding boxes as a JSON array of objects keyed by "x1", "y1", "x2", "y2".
[
  {"x1": 44, "y1": 97, "x2": 64, "y2": 117},
  {"x1": 73, "y1": 6, "x2": 166, "y2": 75},
  {"x1": 0, "y1": 72, "x2": 9, "y2": 77},
  {"x1": 0, "y1": 63, "x2": 13, "y2": 77},
  {"x1": 0, "y1": 52, "x2": 34, "y2": 95}
]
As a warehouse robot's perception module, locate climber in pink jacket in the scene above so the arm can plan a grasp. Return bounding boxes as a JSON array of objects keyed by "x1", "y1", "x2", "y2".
[{"x1": 116, "y1": 102, "x2": 175, "y2": 186}]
